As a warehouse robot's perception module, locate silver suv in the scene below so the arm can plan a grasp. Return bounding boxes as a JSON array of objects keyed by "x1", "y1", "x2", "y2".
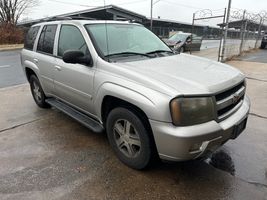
[{"x1": 21, "y1": 19, "x2": 250, "y2": 169}]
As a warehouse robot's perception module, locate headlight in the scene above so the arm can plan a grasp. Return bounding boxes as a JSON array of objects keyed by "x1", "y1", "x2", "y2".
[{"x1": 170, "y1": 97, "x2": 215, "y2": 126}]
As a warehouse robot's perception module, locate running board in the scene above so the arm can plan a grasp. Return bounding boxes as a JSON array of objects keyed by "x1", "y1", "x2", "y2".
[{"x1": 45, "y1": 98, "x2": 104, "y2": 133}]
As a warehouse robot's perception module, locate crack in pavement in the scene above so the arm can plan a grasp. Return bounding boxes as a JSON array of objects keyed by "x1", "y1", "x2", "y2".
[
  {"x1": 246, "y1": 180, "x2": 267, "y2": 189},
  {"x1": 246, "y1": 76, "x2": 267, "y2": 83},
  {"x1": 0, "y1": 118, "x2": 42, "y2": 134},
  {"x1": 249, "y1": 112, "x2": 267, "y2": 120},
  {"x1": 0, "y1": 112, "x2": 56, "y2": 134}
]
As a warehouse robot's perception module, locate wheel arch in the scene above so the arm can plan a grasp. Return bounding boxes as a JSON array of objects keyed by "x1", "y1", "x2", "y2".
[
  {"x1": 101, "y1": 95, "x2": 159, "y2": 158},
  {"x1": 25, "y1": 67, "x2": 37, "y2": 82},
  {"x1": 101, "y1": 95, "x2": 151, "y2": 129},
  {"x1": 94, "y1": 82, "x2": 157, "y2": 123}
]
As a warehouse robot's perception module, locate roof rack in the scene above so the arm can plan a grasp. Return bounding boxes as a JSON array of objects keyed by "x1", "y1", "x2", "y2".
[
  {"x1": 70, "y1": 16, "x2": 96, "y2": 20},
  {"x1": 40, "y1": 16, "x2": 95, "y2": 22}
]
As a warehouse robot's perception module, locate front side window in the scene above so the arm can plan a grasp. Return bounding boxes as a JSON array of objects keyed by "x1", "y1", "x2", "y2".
[
  {"x1": 24, "y1": 26, "x2": 40, "y2": 50},
  {"x1": 58, "y1": 25, "x2": 88, "y2": 57},
  {"x1": 37, "y1": 25, "x2": 57, "y2": 54},
  {"x1": 85, "y1": 24, "x2": 171, "y2": 59}
]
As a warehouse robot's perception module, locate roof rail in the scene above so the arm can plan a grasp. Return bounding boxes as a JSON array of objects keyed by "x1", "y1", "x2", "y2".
[
  {"x1": 70, "y1": 16, "x2": 96, "y2": 20},
  {"x1": 40, "y1": 16, "x2": 95, "y2": 22}
]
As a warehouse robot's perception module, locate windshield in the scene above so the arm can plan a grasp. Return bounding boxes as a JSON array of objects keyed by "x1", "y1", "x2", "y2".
[
  {"x1": 85, "y1": 23, "x2": 171, "y2": 58},
  {"x1": 168, "y1": 33, "x2": 189, "y2": 42}
]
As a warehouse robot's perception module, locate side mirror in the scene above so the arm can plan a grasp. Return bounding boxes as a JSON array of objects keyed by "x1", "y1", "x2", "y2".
[{"x1": 63, "y1": 50, "x2": 92, "y2": 66}]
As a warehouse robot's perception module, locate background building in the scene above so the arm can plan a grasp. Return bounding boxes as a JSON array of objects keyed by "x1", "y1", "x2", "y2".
[{"x1": 18, "y1": 4, "x2": 223, "y2": 38}]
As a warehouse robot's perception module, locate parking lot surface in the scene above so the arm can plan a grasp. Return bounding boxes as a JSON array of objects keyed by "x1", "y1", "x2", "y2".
[
  {"x1": 0, "y1": 50, "x2": 267, "y2": 199},
  {"x1": 238, "y1": 49, "x2": 267, "y2": 63},
  {"x1": 0, "y1": 50, "x2": 26, "y2": 88}
]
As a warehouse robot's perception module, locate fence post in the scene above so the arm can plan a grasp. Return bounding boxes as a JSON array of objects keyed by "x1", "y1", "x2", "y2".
[
  {"x1": 218, "y1": 8, "x2": 227, "y2": 62},
  {"x1": 239, "y1": 10, "x2": 247, "y2": 55},
  {"x1": 221, "y1": 0, "x2": 232, "y2": 62},
  {"x1": 190, "y1": 13, "x2": 195, "y2": 55},
  {"x1": 255, "y1": 17, "x2": 263, "y2": 49}
]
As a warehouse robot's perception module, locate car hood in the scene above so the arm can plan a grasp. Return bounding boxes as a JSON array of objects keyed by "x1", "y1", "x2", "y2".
[
  {"x1": 114, "y1": 54, "x2": 245, "y2": 96},
  {"x1": 166, "y1": 40, "x2": 183, "y2": 46}
]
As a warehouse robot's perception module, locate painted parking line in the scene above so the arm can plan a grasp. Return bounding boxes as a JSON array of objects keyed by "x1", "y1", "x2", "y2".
[{"x1": 0, "y1": 65, "x2": 11, "y2": 68}]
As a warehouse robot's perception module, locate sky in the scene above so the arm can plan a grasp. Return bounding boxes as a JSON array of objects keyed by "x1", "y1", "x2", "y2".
[{"x1": 22, "y1": 0, "x2": 267, "y2": 26}]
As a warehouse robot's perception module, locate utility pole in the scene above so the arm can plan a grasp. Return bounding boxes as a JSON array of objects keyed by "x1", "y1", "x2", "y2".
[
  {"x1": 150, "y1": 0, "x2": 153, "y2": 30},
  {"x1": 221, "y1": 0, "x2": 232, "y2": 62}
]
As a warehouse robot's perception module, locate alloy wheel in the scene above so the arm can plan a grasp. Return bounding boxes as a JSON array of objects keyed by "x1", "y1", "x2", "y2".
[{"x1": 113, "y1": 119, "x2": 141, "y2": 158}]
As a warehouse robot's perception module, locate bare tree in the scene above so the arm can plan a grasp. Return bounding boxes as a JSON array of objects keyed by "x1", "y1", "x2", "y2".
[{"x1": 0, "y1": 0, "x2": 39, "y2": 25}]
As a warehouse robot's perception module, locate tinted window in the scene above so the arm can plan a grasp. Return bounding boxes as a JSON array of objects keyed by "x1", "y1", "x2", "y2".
[
  {"x1": 58, "y1": 25, "x2": 88, "y2": 57},
  {"x1": 37, "y1": 25, "x2": 57, "y2": 54},
  {"x1": 24, "y1": 26, "x2": 40, "y2": 50}
]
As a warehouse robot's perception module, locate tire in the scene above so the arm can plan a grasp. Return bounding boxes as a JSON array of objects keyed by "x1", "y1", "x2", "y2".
[
  {"x1": 106, "y1": 107, "x2": 153, "y2": 169},
  {"x1": 180, "y1": 46, "x2": 185, "y2": 53},
  {"x1": 260, "y1": 43, "x2": 266, "y2": 49},
  {"x1": 29, "y1": 75, "x2": 50, "y2": 108}
]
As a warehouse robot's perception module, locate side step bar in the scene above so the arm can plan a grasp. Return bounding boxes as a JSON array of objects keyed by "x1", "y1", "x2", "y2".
[{"x1": 45, "y1": 98, "x2": 104, "y2": 133}]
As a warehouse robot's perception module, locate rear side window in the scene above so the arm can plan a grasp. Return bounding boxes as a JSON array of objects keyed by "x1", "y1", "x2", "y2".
[
  {"x1": 37, "y1": 25, "x2": 57, "y2": 54},
  {"x1": 24, "y1": 26, "x2": 40, "y2": 50},
  {"x1": 58, "y1": 25, "x2": 88, "y2": 57}
]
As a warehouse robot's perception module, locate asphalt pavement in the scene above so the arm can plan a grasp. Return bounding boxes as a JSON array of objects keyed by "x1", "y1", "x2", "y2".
[
  {"x1": 0, "y1": 84, "x2": 266, "y2": 200},
  {"x1": 0, "y1": 50, "x2": 26, "y2": 88},
  {"x1": 238, "y1": 48, "x2": 267, "y2": 63}
]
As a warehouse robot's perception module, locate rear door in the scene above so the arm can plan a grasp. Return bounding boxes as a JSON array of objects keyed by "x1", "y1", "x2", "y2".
[
  {"x1": 35, "y1": 24, "x2": 58, "y2": 95},
  {"x1": 53, "y1": 24, "x2": 95, "y2": 114}
]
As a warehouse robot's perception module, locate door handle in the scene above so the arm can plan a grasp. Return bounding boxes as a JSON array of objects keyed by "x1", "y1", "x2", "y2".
[
  {"x1": 55, "y1": 65, "x2": 62, "y2": 71},
  {"x1": 33, "y1": 58, "x2": 38, "y2": 64}
]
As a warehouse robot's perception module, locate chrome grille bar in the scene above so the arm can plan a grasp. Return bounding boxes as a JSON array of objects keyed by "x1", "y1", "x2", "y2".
[
  {"x1": 216, "y1": 86, "x2": 245, "y2": 110},
  {"x1": 215, "y1": 81, "x2": 245, "y2": 121}
]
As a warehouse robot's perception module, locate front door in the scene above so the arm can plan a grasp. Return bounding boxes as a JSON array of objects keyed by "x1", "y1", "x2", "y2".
[{"x1": 54, "y1": 24, "x2": 95, "y2": 114}]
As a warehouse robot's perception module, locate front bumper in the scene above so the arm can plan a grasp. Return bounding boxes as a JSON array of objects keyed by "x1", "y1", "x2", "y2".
[{"x1": 150, "y1": 96, "x2": 250, "y2": 161}]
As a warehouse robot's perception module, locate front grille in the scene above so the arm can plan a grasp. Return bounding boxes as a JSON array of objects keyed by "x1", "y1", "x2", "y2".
[{"x1": 215, "y1": 81, "x2": 245, "y2": 121}]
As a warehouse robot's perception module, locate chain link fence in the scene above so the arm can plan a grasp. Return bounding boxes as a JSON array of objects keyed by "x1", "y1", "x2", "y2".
[
  {"x1": 222, "y1": 9, "x2": 267, "y2": 61},
  {"x1": 174, "y1": 8, "x2": 267, "y2": 62}
]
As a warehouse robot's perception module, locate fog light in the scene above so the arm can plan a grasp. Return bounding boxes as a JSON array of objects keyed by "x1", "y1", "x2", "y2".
[{"x1": 189, "y1": 142, "x2": 203, "y2": 153}]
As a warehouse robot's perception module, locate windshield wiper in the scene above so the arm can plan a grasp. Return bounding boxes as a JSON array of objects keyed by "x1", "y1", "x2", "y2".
[
  {"x1": 146, "y1": 50, "x2": 174, "y2": 55},
  {"x1": 105, "y1": 52, "x2": 153, "y2": 58}
]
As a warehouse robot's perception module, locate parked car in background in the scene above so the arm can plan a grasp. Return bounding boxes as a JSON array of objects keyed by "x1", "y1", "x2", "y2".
[
  {"x1": 21, "y1": 19, "x2": 250, "y2": 170},
  {"x1": 260, "y1": 34, "x2": 267, "y2": 49},
  {"x1": 165, "y1": 32, "x2": 203, "y2": 52}
]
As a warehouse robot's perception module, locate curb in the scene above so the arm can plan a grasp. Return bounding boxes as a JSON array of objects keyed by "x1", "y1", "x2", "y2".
[
  {"x1": 0, "y1": 83, "x2": 28, "y2": 91},
  {"x1": 0, "y1": 47, "x2": 23, "y2": 52}
]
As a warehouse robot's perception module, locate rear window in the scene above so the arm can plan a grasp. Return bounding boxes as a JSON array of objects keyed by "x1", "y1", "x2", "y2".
[
  {"x1": 37, "y1": 25, "x2": 57, "y2": 55},
  {"x1": 24, "y1": 26, "x2": 40, "y2": 50}
]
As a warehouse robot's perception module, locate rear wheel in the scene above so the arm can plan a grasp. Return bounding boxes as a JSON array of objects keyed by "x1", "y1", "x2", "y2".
[
  {"x1": 106, "y1": 107, "x2": 153, "y2": 169},
  {"x1": 29, "y1": 75, "x2": 50, "y2": 108},
  {"x1": 260, "y1": 43, "x2": 266, "y2": 49}
]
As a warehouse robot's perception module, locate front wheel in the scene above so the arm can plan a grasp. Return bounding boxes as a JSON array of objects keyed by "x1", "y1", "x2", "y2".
[
  {"x1": 106, "y1": 107, "x2": 153, "y2": 169},
  {"x1": 29, "y1": 75, "x2": 50, "y2": 108}
]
